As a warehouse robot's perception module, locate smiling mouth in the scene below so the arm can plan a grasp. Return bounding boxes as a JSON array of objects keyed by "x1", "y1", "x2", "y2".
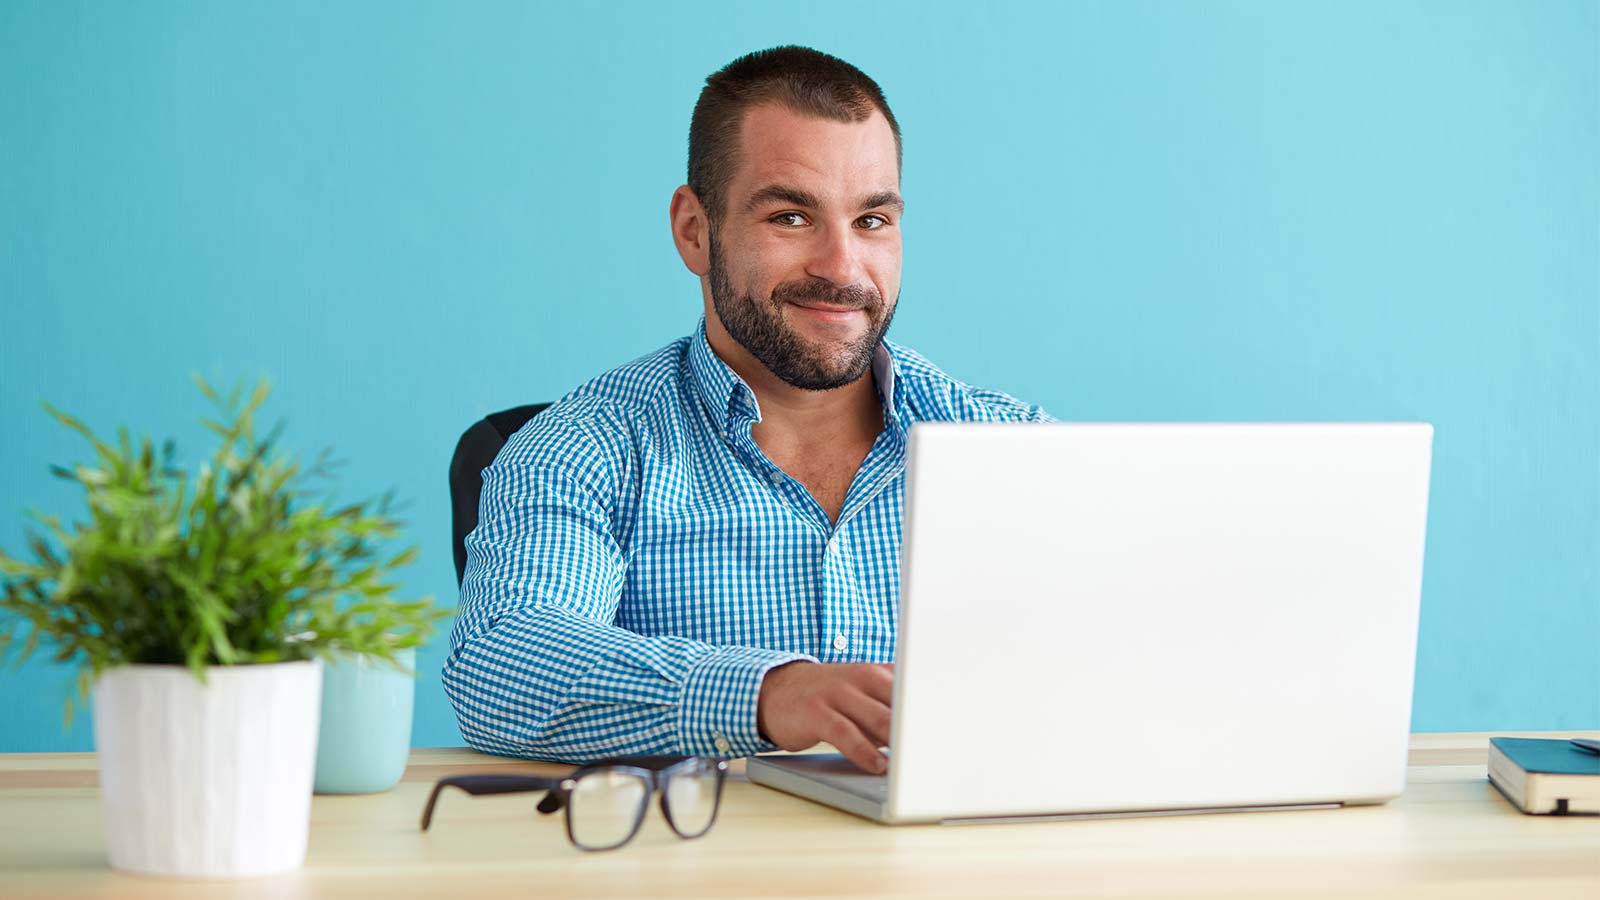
[{"x1": 788, "y1": 301, "x2": 866, "y2": 314}]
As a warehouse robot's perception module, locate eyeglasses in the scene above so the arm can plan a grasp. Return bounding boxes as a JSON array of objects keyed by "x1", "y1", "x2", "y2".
[{"x1": 419, "y1": 755, "x2": 729, "y2": 852}]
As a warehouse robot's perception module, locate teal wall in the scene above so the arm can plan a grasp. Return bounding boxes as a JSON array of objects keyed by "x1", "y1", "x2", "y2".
[{"x1": 2, "y1": 1, "x2": 1595, "y2": 751}]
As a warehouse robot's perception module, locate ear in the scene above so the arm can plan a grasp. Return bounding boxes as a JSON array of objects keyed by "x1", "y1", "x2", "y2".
[{"x1": 669, "y1": 185, "x2": 712, "y2": 277}]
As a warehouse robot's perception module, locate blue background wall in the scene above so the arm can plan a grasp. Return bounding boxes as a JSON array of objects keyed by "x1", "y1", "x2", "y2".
[{"x1": 2, "y1": 1, "x2": 1595, "y2": 751}]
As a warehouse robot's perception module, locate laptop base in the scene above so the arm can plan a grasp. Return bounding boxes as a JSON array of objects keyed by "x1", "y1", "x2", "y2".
[{"x1": 746, "y1": 754, "x2": 1344, "y2": 825}]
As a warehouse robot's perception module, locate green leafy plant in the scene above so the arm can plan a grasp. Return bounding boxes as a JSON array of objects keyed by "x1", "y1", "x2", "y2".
[{"x1": 0, "y1": 377, "x2": 452, "y2": 720}]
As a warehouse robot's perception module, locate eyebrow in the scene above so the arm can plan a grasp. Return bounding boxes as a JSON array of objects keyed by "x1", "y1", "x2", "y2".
[
  {"x1": 744, "y1": 185, "x2": 819, "y2": 213},
  {"x1": 859, "y1": 191, "x2": 905, "y2": 213},
  {"x1": 743, "y1": 184, "x2": 905, "y2": 215}
]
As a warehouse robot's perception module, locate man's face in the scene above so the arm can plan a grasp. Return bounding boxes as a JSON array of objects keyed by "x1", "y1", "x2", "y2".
[{"x1": 707, "y1": 103, "x2": 903, "y2": 391}]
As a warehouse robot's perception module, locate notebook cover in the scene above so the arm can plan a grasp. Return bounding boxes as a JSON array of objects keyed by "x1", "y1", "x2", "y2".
[{"x1": 1490, "y1": 738, "x2": 1600, "y2": 776}]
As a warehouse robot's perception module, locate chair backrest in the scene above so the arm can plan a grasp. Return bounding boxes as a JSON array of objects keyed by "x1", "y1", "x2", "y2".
[{"x1": 449, "y1": 403, "x2": 551, "y2": 587}]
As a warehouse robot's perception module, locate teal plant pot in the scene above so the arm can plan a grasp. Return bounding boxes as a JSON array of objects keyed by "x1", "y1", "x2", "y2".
[{"x1": 313, "y1": 647, "x2": 416, "y2": 794}]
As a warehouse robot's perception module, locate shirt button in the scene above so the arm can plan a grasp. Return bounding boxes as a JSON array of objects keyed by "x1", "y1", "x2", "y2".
[
  {"x1": 713, "y1": 735, "x2": 732, "y2": 754},
  {"x1": 832, "y1": 633, "x2": 849, "y2": 652},
  {"x1": 767, "y1": 470, "x2": 784, "y2": 486}
]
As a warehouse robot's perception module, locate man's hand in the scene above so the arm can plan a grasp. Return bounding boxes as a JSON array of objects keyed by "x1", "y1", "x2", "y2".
[{"x1": 757, "y1": 661, "x2": 894, "y2": 774}]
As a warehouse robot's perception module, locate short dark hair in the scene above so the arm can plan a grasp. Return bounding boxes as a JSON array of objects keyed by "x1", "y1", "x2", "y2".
[{"x1": 687, "y1": 46, "x2": 902, "y2": 225}]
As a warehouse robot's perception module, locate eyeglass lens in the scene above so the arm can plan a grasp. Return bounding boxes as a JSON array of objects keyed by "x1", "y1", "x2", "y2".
[
  {"x1": 568, "y1": 770, "x2": 652, "y2": 850},
  {"x1": 661, "y1": 758, "x2": 720, "y2": 838}
]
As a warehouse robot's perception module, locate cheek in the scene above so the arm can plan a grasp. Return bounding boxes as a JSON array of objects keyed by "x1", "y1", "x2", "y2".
[
  {"x1": 753, "y1": 234, "x2": 812, "y2": 270},
  {"x1": 867, "y1": 241, "x2": 902, "y2": 300},
  {"x1": 728, "y1": 233, "x2": 782, "y2": 275}
]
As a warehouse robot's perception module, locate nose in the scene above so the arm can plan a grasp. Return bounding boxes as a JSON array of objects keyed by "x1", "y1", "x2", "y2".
[{"x1": 804, "y1": 221, "x2": 866, "y2": 288}]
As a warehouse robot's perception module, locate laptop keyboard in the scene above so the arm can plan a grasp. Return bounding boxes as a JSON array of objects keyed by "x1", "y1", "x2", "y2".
[{"x1": 755, "y1": 753, "x2": 889, "y2": 803}]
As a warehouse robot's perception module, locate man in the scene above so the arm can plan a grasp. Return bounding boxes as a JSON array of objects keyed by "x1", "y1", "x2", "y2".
[{"x1": 444, "y1": 46, "x2": 1051, "y2": 775}]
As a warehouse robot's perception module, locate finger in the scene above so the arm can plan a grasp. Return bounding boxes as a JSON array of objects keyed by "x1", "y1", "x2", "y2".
[
  {"x1": 820, "y1": 710, "x2": 888, "y2": 775},
  {"x1": 837, "y1": 688, "x2": 893, "y2": 749},
  {"x1": 856, "y1": 664, "x2": 895, "y2": 707}
]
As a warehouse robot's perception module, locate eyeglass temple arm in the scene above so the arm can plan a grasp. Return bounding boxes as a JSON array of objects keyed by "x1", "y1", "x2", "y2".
[{"x1": 419, "y1": 774, "x2": 565, "y2": 831}]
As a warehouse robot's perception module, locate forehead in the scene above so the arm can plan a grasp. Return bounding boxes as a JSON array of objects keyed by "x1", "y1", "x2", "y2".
[{"x1": 731, "y1": 102, "x2": 899, "y2": 203}]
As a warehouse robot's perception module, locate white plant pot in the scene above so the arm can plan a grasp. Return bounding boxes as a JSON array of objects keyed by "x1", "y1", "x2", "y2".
[{"x1": 92, "y1": 660, "x2": 323, "y2": 879}]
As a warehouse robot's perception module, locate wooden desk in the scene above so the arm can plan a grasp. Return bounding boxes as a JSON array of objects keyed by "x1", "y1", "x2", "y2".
[{"x1": 1, "y1": 732, "x2": 1596, "y2": 899}]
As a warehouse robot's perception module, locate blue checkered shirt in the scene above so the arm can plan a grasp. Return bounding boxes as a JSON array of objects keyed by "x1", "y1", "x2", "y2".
[{"x1": 443, "y1": 319, "x2": 1052, "y2": 762}]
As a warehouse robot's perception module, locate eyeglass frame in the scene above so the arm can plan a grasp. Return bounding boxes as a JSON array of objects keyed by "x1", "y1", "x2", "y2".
[{"x1": 419, "y1": 755, "x2": 730, "y2": 852}]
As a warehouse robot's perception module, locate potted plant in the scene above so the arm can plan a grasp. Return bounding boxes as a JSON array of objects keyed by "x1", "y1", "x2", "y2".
[{"x1": 0, "y1": 378, "x2": 450, "y2": 879}]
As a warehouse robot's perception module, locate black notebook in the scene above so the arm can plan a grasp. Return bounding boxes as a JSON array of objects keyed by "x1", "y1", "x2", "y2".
[{"x1": 1487, "y1": 737, "x2": 1600, "y2": 815}]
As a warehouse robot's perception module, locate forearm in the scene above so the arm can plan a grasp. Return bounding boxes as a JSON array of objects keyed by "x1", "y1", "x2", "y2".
[{"x1": 442, "y1": 603, "x2": 814, "y2": 762}]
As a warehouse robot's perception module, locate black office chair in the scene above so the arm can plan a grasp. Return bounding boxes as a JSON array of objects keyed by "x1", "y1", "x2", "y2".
[{"x1": 449, "y1": 403, "x2": 551, "y2": 587}]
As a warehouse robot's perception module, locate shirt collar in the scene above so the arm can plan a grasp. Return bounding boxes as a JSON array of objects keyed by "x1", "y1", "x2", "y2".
[
  {"x1": 688, "y1": 317, "x2": 908, "y2": 435},
  {"x1": 872, "y1": 341, "x2": 907, "y2": 432},
  {"x1": 689, "y1": 318, "x2": 758, "y2": 435}
]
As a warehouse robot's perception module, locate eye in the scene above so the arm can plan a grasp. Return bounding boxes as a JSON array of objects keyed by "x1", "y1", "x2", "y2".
[
  {"x1": 857, "y1": 214, "x2": 890, "y2": 230},
  {"x1": 771, "y1": 212, "x2": 808, "y2": 227}
]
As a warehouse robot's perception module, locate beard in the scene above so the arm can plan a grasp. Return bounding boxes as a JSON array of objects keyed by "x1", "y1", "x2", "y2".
[{"x1": 708, "y1": 233, "x2": 897, "y2": 392}]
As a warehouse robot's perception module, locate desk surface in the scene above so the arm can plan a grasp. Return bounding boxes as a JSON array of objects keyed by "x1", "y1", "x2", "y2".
[{"x1": 1, "y1": 732, "x2": 1597, "y2": 899}]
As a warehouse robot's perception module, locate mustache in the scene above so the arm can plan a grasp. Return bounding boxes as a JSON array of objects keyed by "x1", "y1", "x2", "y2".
[{"x1": 770, "y1": 278, "x2": 880, "y2": 310}]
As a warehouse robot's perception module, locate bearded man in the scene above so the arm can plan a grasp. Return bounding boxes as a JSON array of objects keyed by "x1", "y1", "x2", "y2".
[{"x1": 445, "y1": 46, "x2": 1052, "y2": 775}]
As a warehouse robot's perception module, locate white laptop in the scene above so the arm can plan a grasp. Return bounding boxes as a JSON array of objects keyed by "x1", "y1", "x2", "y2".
[{"x1": 746, "y1": 423, "x2": 1434, "y2": 824}]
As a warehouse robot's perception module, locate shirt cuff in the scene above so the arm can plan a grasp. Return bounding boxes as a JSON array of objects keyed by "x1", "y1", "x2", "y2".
[{"x1": 677, "y1": 645, "x2": 816, "y2": 758}]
